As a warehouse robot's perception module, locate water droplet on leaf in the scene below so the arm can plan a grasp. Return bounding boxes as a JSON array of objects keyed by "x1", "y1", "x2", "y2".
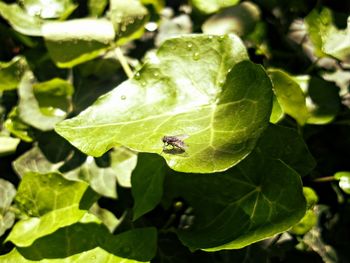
[
  {"x1": 193, "y1": 52, "x2": 200, "y2": 60},
  {"x1": 121, "y1": 95, "x2": 126, "y2": 100},
  {"x1": 187, "y1": 43, "x2": 193, "y2": 50}
]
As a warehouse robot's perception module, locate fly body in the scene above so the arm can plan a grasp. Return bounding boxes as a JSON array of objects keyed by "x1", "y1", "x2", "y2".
[{"x1": 162, "y1": 134, "x2": 189, "y2": 151}]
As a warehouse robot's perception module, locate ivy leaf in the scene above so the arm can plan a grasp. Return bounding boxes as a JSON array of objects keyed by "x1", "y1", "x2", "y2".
[
  {"x1": 0, "y1": 2, "x2": 44, "y2": 36},
  {"x1": 109, "y1": 0, "x2": 149, "y2": 45},
  {"x1": 18, "y1": 72, "x2": 73, "y2": 131},
  {"x1": 110, "y1": 147, "x2": 138, "y2": 188},
  {"x1": 6, "y1": 172, "x2": 97, "y2": 247},
  {"x1": 0, "y1": 56, "x2": 28, "y2": 91},
  {"x1": 42, "y1": 19, "x2": 115, "y2": 68},
  {"x1": 64, "y1": 156, "x2": 118, "y2": 199},
  {"x1": 191, "y1": 0, "x2": 240, "y2": 14},
  {"x1": 0, "y1": 179, "x2": 16, "y2": 237},
  {"x1": 305, "y1": 8, "x2": 350, "y2": 62},
  {"x1": 0, "y1": 136, "x2": 20, "y2": 157},
  {"x1": 257, "y1": 124, "x2": 316, "y2": 176},
  {"x1": 55, "y1": 34, "x2": 273, "y2": 173},
  {"x1": 4, "y1": 107, "x2": 34, "y2": 142},
  {"x1": 164, "y1": 150, "x2": 306, "y2": 250},
  {"x1": 12, "y1": 146, "x2": 63, "y2": 177},
  {"x1": 202, "y1": 2, "x2": 261, "y2": 37},
  {"x1": 131, "y1": 153, "x2": 166, "y2": 220}
]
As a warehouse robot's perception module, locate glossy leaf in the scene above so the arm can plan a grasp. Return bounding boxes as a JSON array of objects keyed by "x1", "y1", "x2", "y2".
[
  {"x1": 305, "y1": 8, "x2": 350, "y2": 62},
  {"x1": 202, "y1": 2, "x2": 261, "y2": 37},
  {"x1": 164, "y1": 151, "x2": 306, "y2": 250},
  {"x1": 290, "y1": 210, "x2": 317, "y2": 235},
  {"x1": 191, "y1": 0, "x2": 240, "y2": 14},
  {"x1": 0, "y1": 136, "x2": 20, "y2": 157},
  {"x1": 109, "y1": 0, "x2": 149, "y2": 45},
  {"x1": 0, "y1": 2, "x2": 44, "y2": 36},
  {"x1": 0, "y1": 56, "x2": 28, "y2": 91},
  {"x1": 334, "y1": 171, "x2": 350, "y2": 194},
  {"x1": 269, "y1": 95, "x2": 283, "y2": 123},
  {"x1": 18, "y1": 72, "x2": 73, "y2": 131},
  {"x1": 21, "y1": 0, "x2": 77, "y2": 19},
  {"x1": 7, "y1": 172, "x2": 95, "y2": 246},
  {"x1": 131, "y1": 153, "x2": 166, "y2": 220},
  {"x1": 269, "y1": 69, "x2": 309, "y2": 125},
  {"x1": 0, "y1": 179, "x2": 16, "y2": 237},
  {"x1": 42, "y1": 19, "x2": 115, "y2": 68},
  {"x1": 303, "y1": 187, "x2": 318, "y2": 209},
  {"x1": 55, "y1": 34, "x2": 273, "y2": 173},
  {"x1": 257, "y1": 124, "x2": 316, "y2": 176}
]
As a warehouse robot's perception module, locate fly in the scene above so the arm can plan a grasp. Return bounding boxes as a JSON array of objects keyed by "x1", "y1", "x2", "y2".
[{"x1": 162, "y1": 134, "x2": 189, "y2": 153}]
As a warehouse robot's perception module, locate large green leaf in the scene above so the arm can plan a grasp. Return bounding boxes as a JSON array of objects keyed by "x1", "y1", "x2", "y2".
[
  {"x1": 42, "y1": 19, "x2": 115, "y2": 68},
  {"x1": 191, "y1": 0, "x2": 240, "y2": 14},
  {"x1": 6, "y1": 172, "x2": 97, "y2": 247},
  {"x1": 0, "y1": 179, "x2": 16, "y2": 237},
  {"x1": 55, "y1": 34, "x2": 273, "y2": 173},
  {"x1": 0, "y1": 2, "x2": 44, "y2": 36},
  {"x1": 0, "y1": 56, "x2": 28, "y2": 91},
  {"x1": 257, "y1": 124, "x2": 316, "y2": 176},
  {"x1": 21, "y1": 0, "x2": 77, "y2": 19},
  {"x1": 305, "y1": 8, "x2": 350, "y2": 62},
  {"x1": 164, "y1": 150, "x2": 306, "y2": 250},
  {"x1": 131, "y1": 153, "x2": 166, "y2": 220}
]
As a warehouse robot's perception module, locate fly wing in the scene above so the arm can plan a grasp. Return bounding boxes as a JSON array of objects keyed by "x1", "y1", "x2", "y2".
[{"x1": 174, "y1": 134, "x2": 189, "y2": 140}]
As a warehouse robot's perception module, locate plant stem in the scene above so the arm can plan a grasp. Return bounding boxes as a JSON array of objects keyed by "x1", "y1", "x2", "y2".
[
  {"x1": 115, "y1": 47, "x2": 133, "y2": 79},
  {"x1": 313, "y1": 176, "x2": 336, "y2": 183}
]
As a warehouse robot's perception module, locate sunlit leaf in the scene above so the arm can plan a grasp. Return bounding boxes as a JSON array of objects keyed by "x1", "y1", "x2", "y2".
[
  {"x1": 21, "y1": 0, "x2": 77, "y2": 20},
  {"x1": 191, "y1": 0, "x2": 240, "y2": 14},
  {"x1": 0, "y1": 2, "x2": 44, "y2": 36},
  {"x1": 0, "y1": 136, "x2": 20, "y2": 157},
  {"x1": 43, "y1": 19, "x2": 115, "y2": 68},
  {"x1": 18, "y1": 72, "x2": 73, "y2": 131},
  {"x1": 7, "y1": 172, "x2": 97, "y2": 246},
  {"x1": 55, "y1": 34, "x2": 273, "y2": 173},
  {"x1": 334, "y1": 171, "x2": 350, "y2": 194},
  {"x1": 0, "y1": 179, "x2": 16, "y2": 237},
  {"x1": 4, "y1": 107, "x2": 34, "y2": 142}
]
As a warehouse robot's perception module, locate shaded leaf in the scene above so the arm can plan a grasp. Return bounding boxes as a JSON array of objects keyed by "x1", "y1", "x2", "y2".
[
  {"x1": 257, "y1": 124, "x2": 316, "y2": 176},
  {"x1": 43, "y1": 19, "x2": 115, "y2": 68},
  {"x1": 4, "y1": 107, "x2": 34, "y2": 142},
  {"x1": 131, "y1": 153, "x2": 166, "y2": 220},
  {"x1": 55, "y1": 34, "x2": 273, "y2": 173},
  {"x1": 88, "y1": 0, "x2": 108, "y2": 17},
  {"x1": 164, "y1": 150, "x2": 306, "y2": 250},
  {"x1": 0, "y1": 179, "x2": 16, "y2": 237},
  {"x1": 90, "y1": 203, "x2": 120, "y2": 233},
  {"x1": 0, "y1": 56, "x2": 28, "y2": 91}
]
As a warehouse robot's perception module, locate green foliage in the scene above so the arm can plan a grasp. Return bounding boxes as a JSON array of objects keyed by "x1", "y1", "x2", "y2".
[{"x1": 1, "y1": 0, "x2": 350, "y2": 262}]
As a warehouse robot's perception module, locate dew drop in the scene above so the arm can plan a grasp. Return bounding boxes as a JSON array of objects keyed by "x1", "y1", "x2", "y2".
[
  {"x1": 121, "y1": 24, "x2": 127, "y2": 32},
  {"x1": 134, "y1": 72, "x2": 141, "y2": 79},
  {"x1": 153, "y1": 72, "x2": 159, "y2": 77},
  {"x1": 141, "y1": 81, "x2": 147, "y2": 86},
  {"x1": 121, "y1": 95, "x2": 126, "y2": 100},
  {"x1": 91, "y1": 255, "x2": 96, "y2": 260},
  {"x1": 187, "y1": 42, "x2": 193, "y2": 50},
  {"x1": 208, "y1": 35, "x2": 213, "y2": 40},
  {"x1": 218, "y1": 35, "x2": 225, "y2": 42},
  {"x1": 193, "y1": 52, "x2": 200, "y2": 61},
  {"x1": 219, "y1": 79, "x2": 225, "y2": 85}
]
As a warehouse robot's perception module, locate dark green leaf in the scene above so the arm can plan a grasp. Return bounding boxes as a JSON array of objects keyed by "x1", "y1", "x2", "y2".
[
  {"x1": 191, "y1": 0, "x2": 240, "y2": 14},
  {"x1": 0, "y1": 56, "x2": 28, "y2": 91},
  {"x1": 131, "y1": 153, "x2": 166, "y2": 220}
]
